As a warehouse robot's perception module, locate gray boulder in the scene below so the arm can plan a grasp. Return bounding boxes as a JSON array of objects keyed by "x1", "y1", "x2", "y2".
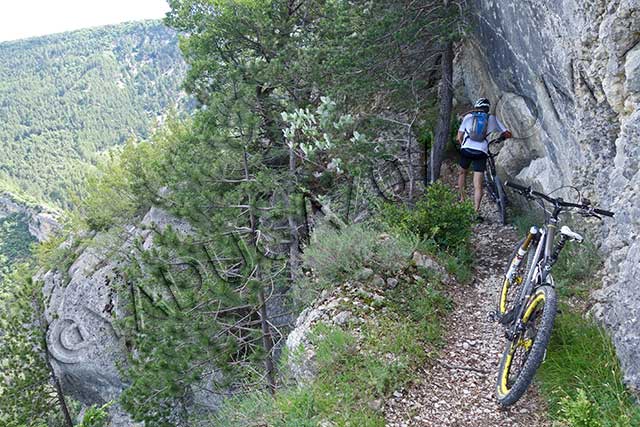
[{"x1": 41, "y1": 207, "x2": 192, "y2": 426}]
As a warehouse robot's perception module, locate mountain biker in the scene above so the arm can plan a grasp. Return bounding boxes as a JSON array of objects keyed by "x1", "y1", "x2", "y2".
[{"x1": 456, "y1": 98, "x2": 512, "y2": 221}]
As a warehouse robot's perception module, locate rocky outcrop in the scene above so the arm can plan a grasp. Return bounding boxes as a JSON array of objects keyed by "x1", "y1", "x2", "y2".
[
  {"x1": 41, "y1": 207, "x2": 190, "y2": 426},
  {"x1": 455, "y1": 0, "x2": 640, "y2": 390},
  {"x1": 42, "y1": 240, "x2": 132, "y2": 425},
  {"x1": 0, "y1": 192, "x2": 61, "y2": 242},
  {"x1": 287, "y1": 252, "x2": 447, "y2": 384},
  {"x1": 286, "y1": 281, "x2": 382, "y2": 383}
]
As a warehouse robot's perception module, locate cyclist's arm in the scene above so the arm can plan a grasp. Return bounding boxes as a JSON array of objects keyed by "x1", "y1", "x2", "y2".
[
  {"x1": 457, "y1": 115, "x2": 470, "y2": 146},
  {"x1": 492, "y1": 115, "x2": 512, "y2": 141}
]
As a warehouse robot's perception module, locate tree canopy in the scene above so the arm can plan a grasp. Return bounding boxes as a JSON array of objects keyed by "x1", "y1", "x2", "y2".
[{"x1": 0, "y1": 2, "x2": 466, "y2": 425}]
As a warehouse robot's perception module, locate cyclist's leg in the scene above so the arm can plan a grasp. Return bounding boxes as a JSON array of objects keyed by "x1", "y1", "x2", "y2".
[
  {"x1": 472, "y1": 156, "x2": 488, "y2": 212},
  {"x1": 473, "y1": 172, "x2": 484, "y2": 211},
  {"x1": 458, "y1": 154, "x2": 471, "y2": 201}
]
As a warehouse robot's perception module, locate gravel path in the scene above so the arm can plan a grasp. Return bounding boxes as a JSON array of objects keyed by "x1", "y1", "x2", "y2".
[{"x1": 385, "y1": 182, "x2": 551, "y2": 426}]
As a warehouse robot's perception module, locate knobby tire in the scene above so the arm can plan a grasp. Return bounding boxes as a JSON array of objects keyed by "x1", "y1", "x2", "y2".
[
  {"x1": 496, "y1": 285, "x2": 557, "y2": 406},
  {"x1": 495, "y1": 175, "x2": 507, "y2": 225}
]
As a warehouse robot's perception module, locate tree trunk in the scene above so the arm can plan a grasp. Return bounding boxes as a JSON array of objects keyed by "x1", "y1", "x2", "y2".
[
  {"x1": 243, "y1": 148, "x2": 277, "y2": 394},
  {"x1": 407, "y1": 121, "x2": 415, "y2": 203},
  {"x1": 33, "y1": 295, "x2": 74, "y2": 427},
  {"x1": 45, "y1": 345, "x2": 75, "y2": 427},
  {"x1": 258, "y1": 288, "x2": 277, "y2": 394},
  {"x1": 285, "y1": 144, "x2": 300, "y2": 283},
  {"x1": 430, "y1": 39, "x2": 454, "y2": 183}
]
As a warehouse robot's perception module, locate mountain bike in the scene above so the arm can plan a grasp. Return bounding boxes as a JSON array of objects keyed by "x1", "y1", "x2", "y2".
[
  {"x1": 491, "y1": 181, "x2": 615, "y2": 406},
  {"x1": 484, "y1": 137, "x2": 508, "y2": 224}
]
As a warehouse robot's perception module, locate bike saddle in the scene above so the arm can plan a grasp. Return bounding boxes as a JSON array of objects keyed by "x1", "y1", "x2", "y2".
[{"x1": 560, "y1": 226, "x2": 584, "y2": 243}]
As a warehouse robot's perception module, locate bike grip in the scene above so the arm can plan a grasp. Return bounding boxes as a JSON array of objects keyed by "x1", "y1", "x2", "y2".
[
  {"x1": 594, "y1": 208, "x2": 615, "y2": 217},
  {"x1": 505, "y1": 181, "x2": 528, "y2": 192}
]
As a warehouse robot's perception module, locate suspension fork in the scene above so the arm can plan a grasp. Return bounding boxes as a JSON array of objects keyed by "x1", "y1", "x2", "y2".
[
  {"x1": 540, "y1": 217, "x2": 558, "y2": 284},
  {"x1": 505, "y1": 226, "x2": 539, "y2": 282},
  {"x1": 506, "y1": 229, "x2": 547, "y2": 340},
  {"x1": 498, "y1": 227, "x2": 538, "y2": 317}
]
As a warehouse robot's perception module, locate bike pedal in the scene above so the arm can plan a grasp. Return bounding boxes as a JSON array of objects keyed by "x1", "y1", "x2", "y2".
[
  {"x1": 487, "y1": 311, "x2": 500, "y2": 323},
  {"x1": 499, "y1": 309, "x2": 517, "y2": 326}
]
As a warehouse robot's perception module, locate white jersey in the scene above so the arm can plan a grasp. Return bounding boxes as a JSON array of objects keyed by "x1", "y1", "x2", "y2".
[{"x1": 458, "y1": 113, "x2": 507, "y2": 154}]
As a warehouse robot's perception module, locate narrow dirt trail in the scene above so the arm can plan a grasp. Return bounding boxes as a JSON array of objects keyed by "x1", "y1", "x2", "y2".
[{"x1": 385, "y1": 169, "x2": 551, "y2": 426}]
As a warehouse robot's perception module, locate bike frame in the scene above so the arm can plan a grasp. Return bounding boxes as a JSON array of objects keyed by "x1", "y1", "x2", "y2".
[
  {"x1": 495, "y1": 180, "x2": 614, "y2": 405},
  {"x1": 484, "y1": 143, "x2": 508, "y2": 221},
  {"x1": 506, "y1": 211, "x2": 567, "y2": 339}
]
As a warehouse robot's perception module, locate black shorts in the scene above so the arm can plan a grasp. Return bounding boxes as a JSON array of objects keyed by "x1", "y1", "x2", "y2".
[{"x1": 459, "y1": 148, "x2": 488, "y2": 172}]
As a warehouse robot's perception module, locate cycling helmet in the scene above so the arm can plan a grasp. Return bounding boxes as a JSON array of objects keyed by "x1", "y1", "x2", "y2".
[{"x1": 474, "y1": 98, "x2": 491, "y2": 112}]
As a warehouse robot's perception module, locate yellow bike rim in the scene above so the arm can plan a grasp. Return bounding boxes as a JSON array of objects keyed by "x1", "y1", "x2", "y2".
[{"x1": 498, "y1": 290, "x2": 546, "y2": 397}]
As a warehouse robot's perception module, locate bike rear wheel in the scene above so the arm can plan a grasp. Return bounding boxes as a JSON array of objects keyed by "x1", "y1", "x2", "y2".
[
  {"x1": 496, "y1": 285, "x2": 557, "y2": 406},
  {"x1": 484, "y1": 171, "x2": 496, "y2": 201},
  {"x1": 495, "y1": 175, "x2": 507, "y2": 225}
]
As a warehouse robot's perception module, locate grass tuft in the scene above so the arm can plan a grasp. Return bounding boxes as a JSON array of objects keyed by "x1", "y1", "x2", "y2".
[{"x1": 537, "y1": 309, "x2": 640, "y2": 427}]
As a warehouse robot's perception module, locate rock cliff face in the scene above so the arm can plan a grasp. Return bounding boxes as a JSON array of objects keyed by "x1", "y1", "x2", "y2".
[
  {"x1": 0, "y1": 192, "x2": 60, "y2": 242},
  {"x1": 41, "y1": 208, "x2": 191, "y2": 426},
  {"x1": 455, "y1": 0, "x2": 639, "y2": 390}
]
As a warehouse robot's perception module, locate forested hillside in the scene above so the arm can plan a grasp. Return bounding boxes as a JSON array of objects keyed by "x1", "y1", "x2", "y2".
[{"x1": 0, "y1": 20, "x2": 187, "y2": 207}]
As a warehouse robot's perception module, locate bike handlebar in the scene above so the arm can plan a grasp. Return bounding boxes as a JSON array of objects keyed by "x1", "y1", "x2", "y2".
[
  {"x1": 488, "y1": 135, "x2": 506, "y2": 145},
  {"x1": 594, "y1": 207, "x2": 615, "y2": 217},
  {"x1": 505, "y1": 181, "x2": 615, "y2": 218}
]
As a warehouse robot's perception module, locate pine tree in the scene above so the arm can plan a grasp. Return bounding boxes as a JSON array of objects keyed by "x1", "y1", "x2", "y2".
[{"x1": 0, "y1": 267, "x2": 72, "y2": 427}]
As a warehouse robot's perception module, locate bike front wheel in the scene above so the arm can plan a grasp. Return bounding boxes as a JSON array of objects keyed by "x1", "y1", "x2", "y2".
[
  {"x1": 496, "y1": 285, "x2": 557, "y2": 406},
  {"x1": 497, "y1": 237, "x2": 535, "y2": 318}
]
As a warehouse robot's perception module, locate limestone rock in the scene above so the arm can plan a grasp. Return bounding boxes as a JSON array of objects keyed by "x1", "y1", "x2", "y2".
[
  {"x1": 412, "y1": 251, "x2": 452, "y2": 284},
  {"x1": 372, "y1": 274, "x2": 386, "y2": 288},
  {"x1": 29, "y1": 211, "x2": 61, "y2": 242},
  {"x1": 386, "y1": 278, "x2": 399, "y2": 289},
  {"x1": 0, "y1": 192, "x2": 61, "y2": 242},
  {"x1": 40, "y1": 207, "x2": 199, "y2": 426},
  {"x1": 412, "y1": 252, "x2": 441, "y2": 271},
  {"x1": 286, "y1": 282, "x2": 382, "y2": 383},
  {"x1": 457, "y1": 0, "x2": 640, "y2": 390}
]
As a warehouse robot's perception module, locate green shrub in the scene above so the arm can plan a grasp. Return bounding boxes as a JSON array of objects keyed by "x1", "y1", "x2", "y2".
[
  {"x1": 300, "y1": 222, "x2": 414, "y2": 292},
  {"x1": 78, "y1": 403, "x2": 112, "y2": 427},
  {"x1": 558, "y1": 389, "x2": 602, "y2": 427},
  {"x1": 380, "y1": 182, "x2": 474, "y2": 252}
]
